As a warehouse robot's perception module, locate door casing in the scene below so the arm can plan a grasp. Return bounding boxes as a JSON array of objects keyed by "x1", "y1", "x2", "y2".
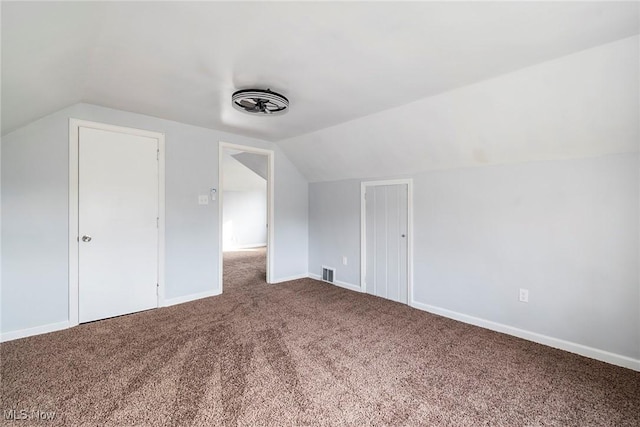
[
  {"x1": 69, "y1": 119, "x2": 166, "y2": 327},
  {"x1": 218, "y1": 141, "x2": 275, "y2": 288},
  {"x1": 360, "y1": 179, "x2": 413, "y2": 304}
]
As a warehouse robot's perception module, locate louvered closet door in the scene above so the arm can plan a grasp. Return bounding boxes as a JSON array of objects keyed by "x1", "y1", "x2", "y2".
[{"x1": 365, "y1": 184, "x2": 408, "y2": 303}]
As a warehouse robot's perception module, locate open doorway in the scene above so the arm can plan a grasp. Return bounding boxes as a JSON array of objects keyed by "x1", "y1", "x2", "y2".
[{"x1": 218, "y1": 142, "x2": 274, "y2": 292}]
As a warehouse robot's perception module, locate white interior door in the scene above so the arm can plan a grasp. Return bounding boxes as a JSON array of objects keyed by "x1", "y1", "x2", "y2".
[
  {"x1": 78, "y1": 126, "x2": 159, "y2": 323},
  {"x1": 364, "y1": 183, "x2": 408, "y2": 303}
]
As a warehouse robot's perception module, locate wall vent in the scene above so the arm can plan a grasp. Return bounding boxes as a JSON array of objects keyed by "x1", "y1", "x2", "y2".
[{"x1": 322, "y1": 266, "x2": 335, "y2": 283}]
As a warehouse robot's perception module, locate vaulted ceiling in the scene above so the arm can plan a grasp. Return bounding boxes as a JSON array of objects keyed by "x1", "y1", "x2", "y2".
[{"x1": 3, "y1": 1, "x2": 638, "y2": 142}]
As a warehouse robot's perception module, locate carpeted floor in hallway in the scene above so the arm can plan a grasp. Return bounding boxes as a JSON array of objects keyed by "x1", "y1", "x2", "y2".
[{"x1": 1, "y1": 248, "x2": 639, "y2": 426}]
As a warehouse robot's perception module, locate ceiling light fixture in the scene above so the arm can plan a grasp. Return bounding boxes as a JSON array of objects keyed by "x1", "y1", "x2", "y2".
[{"x1": 232, "y1": 88, "x2": 289, "y2": 116}]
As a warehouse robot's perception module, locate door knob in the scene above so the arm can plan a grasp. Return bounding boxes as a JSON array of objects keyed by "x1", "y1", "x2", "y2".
[{"x1": 82, "y1": 235, "x2": 92, "y2": 242}]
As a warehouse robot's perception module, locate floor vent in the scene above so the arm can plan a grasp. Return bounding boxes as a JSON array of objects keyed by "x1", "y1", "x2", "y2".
[{"x1": 322, "y1": 266, "x2": 335, "y2": 283}]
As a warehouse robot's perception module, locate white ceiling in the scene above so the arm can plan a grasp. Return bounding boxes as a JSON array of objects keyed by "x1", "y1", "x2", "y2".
[
  {"x1": 222, "y1": 152, "x2": 266, "y2": 192},
  {"x1": 2, "y1": 1, "x2": 638, "y2": 141},
  {"x1": 233, "y1": 153, "x2": 268, "y2": 180},
  {"x1": 279, "y1": 34, "x2": 639, "y2": 182}
]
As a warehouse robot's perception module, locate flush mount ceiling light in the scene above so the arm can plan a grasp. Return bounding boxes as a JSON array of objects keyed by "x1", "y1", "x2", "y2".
[{"x1": 232, "y1": 88, "x2": 289, "y2": 116}]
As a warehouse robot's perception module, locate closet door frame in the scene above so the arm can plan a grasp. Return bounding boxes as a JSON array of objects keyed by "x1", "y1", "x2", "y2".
[
  {"x1": 360, "y1": 178, "x2": 413, "y2": 305},
  {"x1": 68, "y1": 118, "x2": 166, "y2": 327}
]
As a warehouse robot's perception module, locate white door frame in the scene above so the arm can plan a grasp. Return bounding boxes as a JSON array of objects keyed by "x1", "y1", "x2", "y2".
[
  {"x1": 68, "y1": 119, "x2": 166, "y2": 327},
  {"x1": 218, "y1": 142, "x2": 274, "y2": 288},
  {"x1": 360, "y1": 179, "x2": 413, "y2": 304}
]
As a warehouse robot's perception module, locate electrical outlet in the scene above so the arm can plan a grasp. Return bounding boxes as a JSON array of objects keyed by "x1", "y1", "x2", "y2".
[
  {"x1": 342, "y1": 256, "x2": 348, "y2": 265},
  {"x1": 198, "y1": 195, "x2": 209, "y2": 205},
  {"x1": 519, "y1": 288, "x2": 529, "y2": 303}
]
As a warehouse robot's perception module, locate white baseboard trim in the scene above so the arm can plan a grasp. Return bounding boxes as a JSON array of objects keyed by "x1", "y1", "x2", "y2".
[
  {"x1": 334, "y1": 279, "x2": 362, "y2": 293},
  {"x1": 223, "y1": 243, "x2": 266, "y2": 251},
  {"x1": 271, "y1": 273, "x2": 309, "y2": 284},
  {"x1": 410, "y1": 300, "x2": 640, "y2": 372},
  {"x1": 1, "y1": 320, "x2": 70, "y2": 343},
  {"x1": 308, "y1": 274, "x2": 363, "y2": 293},
  {"x1": 164, "y1": 289, "x2": 221, "y2": 307},
  {"x1": 1, "y1": 291, "x2": 222, "y2": 342}
]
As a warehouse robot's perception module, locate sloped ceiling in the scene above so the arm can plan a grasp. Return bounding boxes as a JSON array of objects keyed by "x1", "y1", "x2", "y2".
[
  {"x1": 3, "y1": 1, "x2": 639, "y2": 144},
  {"x1": 279, "y1": 35, "x2": 639, "y2": 182},
  {"x1": 232, "y1": 153, "x2": 268, "y2": 181},
  {"x1": 222, "y1": 152, "x2": 266, "y2": 192}
]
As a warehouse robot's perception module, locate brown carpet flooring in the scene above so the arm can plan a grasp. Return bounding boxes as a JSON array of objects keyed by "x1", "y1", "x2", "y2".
[{"x1": 1, "y1": 248, "x2": 639, "y2": 426}]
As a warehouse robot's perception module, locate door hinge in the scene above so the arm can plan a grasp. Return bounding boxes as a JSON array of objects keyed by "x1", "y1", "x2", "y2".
[
  {"x1": 157, "y1": 149, "x2": 159, "y2": 161},
  {"x1": 156, "y1": 283, "x2": 159, "y2": 296},
  {"x1": 156, "y1": 217, "x2": 159, "y2": 228}
]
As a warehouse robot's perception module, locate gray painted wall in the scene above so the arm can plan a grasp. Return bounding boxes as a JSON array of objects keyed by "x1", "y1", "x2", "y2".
[
  {"x1": 308, "y1": 179, "x2": 361, "y2": 286},
  {"x1": 223, "y1": 191, "x2": 267, "y2": 250},
  {"x1": 222, "y1": 153, "x2": 267, "y2": 250},
  {"x1": 222, "y1": 152, "x2": 266, "y2": 191},
  {"x1": 309, "y1": 153, "x2": 639, "y2": 359},
  {"x1": 1, "y1": 103, "x2": 308, "y2": 334}
]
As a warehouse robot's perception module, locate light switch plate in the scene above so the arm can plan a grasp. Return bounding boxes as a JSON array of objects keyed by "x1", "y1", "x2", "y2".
[
  {"x1": 198, "y1": 195, "x2": 209, "y2": 205},
  {"x1": 519, "y1": 288, "x2": 529, "y2": 303}
]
